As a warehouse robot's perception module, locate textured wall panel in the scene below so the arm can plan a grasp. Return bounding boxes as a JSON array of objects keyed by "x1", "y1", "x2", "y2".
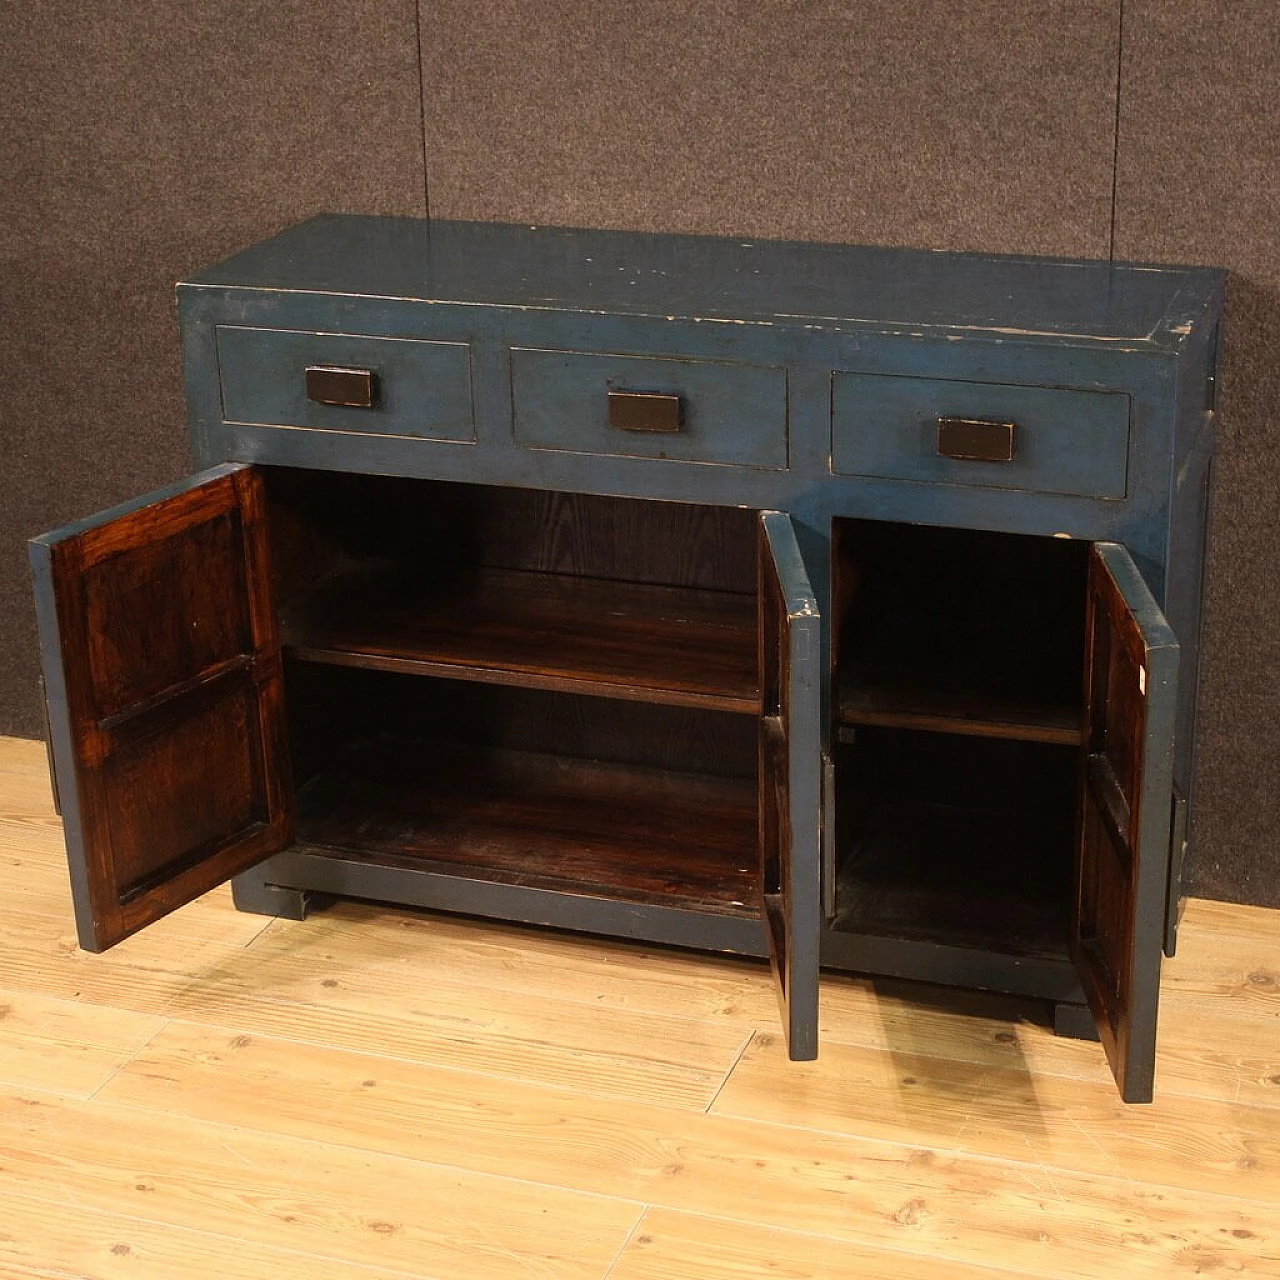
[
  {"x1": 421, "y1": 0, "x2": 1119, "y2": 253},
  {"x1": 1114, "y1": 1, "x2": 1280, "y2": 905},
  {"x1": 0, "y1": 1, "x2": 426, "y2": 737}
]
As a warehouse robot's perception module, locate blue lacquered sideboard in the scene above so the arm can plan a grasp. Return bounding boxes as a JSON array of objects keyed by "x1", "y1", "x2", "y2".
[{"x1": 31, "y1": 217, "x2": 1224, "y2": 1101}]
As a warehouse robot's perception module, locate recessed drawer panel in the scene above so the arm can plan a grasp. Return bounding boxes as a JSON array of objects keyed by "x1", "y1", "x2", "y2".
[
  {"x1": 512, "y1": 348, "x2": 787, "y2": 469},
  {"x1": 832, "y1": 372, "x2": 1130, "y2": 498},
  {"x1": 217, "y1": 327, "x2": 474, "y2": 441}
]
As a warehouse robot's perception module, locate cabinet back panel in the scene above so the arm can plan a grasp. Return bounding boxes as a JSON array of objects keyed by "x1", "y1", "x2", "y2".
[
  {"x1": 284, "y1": 664, "x2": 757, "y2": 786},
  {"x1": 833, "y1": 519, "x2": 1090, "y2": 714},
  {"x1": 264, "y1": 468, "x2": 757, "y2": 597},
  {"x1": 832, "y1": 729, "x2": 1076, "y2": 960}
]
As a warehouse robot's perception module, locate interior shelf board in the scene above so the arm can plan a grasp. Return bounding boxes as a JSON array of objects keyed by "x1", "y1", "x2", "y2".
[
  {"x1": 293, "y1": 737, "x2": 761, "y2": 918},
  {"x1": 281, "y1": 566, "x2": 760, "y2": 714},
  {"x1": 837, "y1": 667, "x2": 1084, "y2": 746}
]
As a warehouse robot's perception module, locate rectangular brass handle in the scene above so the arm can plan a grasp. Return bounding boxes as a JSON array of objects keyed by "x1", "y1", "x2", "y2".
[
  {"x1": 608, "y1": 390, "x2": 683, "y2": 433},
  {"x1": 306, "y1": 365, "x2": 379, "y2": 409},
  {"x1": 937, "y1": 416, "x2": 1016, "y2": 463}
]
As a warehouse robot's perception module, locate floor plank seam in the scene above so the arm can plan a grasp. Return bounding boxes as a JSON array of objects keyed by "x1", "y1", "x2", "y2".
[
  {"x1": 599, "y1": 1203, "x2": 650, "y2": 1280},
  {"x1": 703, "y1": 1028, "x2": 756, "y2": 1114},
  {"x1": 85, "y1": 1016, "x2": 174, "y2": 1103},
  {"x1": 237, "y1": 914, "x2": 279, "y2": 950}
]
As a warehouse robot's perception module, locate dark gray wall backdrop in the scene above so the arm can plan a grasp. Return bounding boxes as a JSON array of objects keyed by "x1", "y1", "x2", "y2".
[{"x1": 2, "y1": 1, "x2": 1275, "y2": 905}]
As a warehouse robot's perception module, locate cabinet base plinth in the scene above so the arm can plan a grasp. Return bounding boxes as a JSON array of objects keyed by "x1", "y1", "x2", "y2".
[
  {"x1": 231, "y1": 868, "x2": 331, "y2": 921},
  {"x1": 1052, "y1": 1000, "x2": 1100, "y2": 1042}
]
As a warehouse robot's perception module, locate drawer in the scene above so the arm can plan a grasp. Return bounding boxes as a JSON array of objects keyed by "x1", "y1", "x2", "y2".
[
  {"x1": 511, "y1": 348, "x2": 787, "y2": 469},
  {"x1": 831, "y1": 372, "x2": 1130, "y2": 498},
  {"x1": 216, "y1": 326, "x2": 474, "y2": 441}
]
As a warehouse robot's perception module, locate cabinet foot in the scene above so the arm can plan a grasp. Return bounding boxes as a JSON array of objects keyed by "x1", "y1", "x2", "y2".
[
  {"x1": 1052, "y1": 1001, "x2": 1100, "y2": 1042},
  {"x1": 231, "y1": 870, "x2": 330, "y2": 921}
]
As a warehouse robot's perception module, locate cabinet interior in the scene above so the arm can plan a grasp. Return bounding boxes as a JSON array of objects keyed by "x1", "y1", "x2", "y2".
[
  {"x1": 830, "y1": 518, "x2": 1090, "y2": 959},
  {"x1": 264, "y1": 467, "x2": 762, "y2": 916}
]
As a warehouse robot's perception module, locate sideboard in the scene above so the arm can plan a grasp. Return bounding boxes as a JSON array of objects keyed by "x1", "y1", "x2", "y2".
[{"x1": 30, "y1": 216, "x2": 1224, "y2": 1101}]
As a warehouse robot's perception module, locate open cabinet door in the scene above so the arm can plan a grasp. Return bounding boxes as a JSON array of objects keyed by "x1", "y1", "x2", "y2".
[
  {"x1": 1075, "y1": 542, "x2": 1179, "y2": 1102},
  {"x1": 29, "y1": 464, "x2": 292, "y2": 953},
  {"x1": 758, "y1": 512, "x2": 822, "y2": 1059}
]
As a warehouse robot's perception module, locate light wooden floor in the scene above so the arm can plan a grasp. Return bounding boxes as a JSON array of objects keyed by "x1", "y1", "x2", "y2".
[{"x1": 0, "y1": 734, "x2": 1277, "y2": 1279}]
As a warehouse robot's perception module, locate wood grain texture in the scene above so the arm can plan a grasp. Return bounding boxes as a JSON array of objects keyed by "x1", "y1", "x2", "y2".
[
  {"x1": 160, "y1": 926, "x2": 753, "y2": 1109},
  {"x1": 95, "y1": 1020, "x2": 1280, "y2": 1278},
  {"x1": 0, "y1": 1089, "x2": 640, "y2": 1280},
  {"x1": 0, "y1": 1190, "x2": 431, "y2": 1280},
  {"x1": 31, "y1": 467, "x2": 291, "y2": 951},
  {"x1": 1, "y1": 737, "x2": 1278, "y2": 1279},
  {"x1": 607, "y1": 1208, "x2": 1044, "y2": 1280}
]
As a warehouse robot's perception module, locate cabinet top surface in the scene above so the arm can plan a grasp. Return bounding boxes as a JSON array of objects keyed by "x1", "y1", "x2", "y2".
[{"x1": 184, "y1": 215, "x2": 1223, "y2": 351}]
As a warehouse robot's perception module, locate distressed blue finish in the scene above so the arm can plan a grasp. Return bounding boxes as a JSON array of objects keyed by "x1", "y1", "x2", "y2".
[
  {"x1": 188, "y1": 216, "x2": 1217, "y2": 349},
  {"x1": 832, "y1": 373, "x2": 1131, "y2": 499},
  {"x1": 10, "y1": 211, "x2": 1195, "y2": 1092},
  {"x1": 217, "y1": 325, "x2": 475, "y2": 442},
  {"x1": 174, "y1": 217, "x2": 1222, "y2": 1054},
  {"x1": 1159, "y1": 318, "x2": 1220, "y2": 954},
  {"x1": 257, "y1": 848, "x2": 769, "y2": 960},
  {"x1": 760, "y1": 512, "x2": 823, "y2": 1060},
  {"x1": 1086, "y1": 542, "x2": 1180, "y2": 1101},
  {"x1": 180, "y1": 218, "x2": 1222, "y2": 609},
  {"x1": 511, "y1": 348, "x2": 787, "y2": 469}
]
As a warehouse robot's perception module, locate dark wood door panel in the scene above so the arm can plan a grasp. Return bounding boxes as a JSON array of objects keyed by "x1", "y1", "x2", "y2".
[
  {"x1": 30, "y1": 464, "x2": 292, "y2": 952},
  {"x1": 78, "y1": 501, "x2": 256, "y2": 720},
  {"x1": 1074, "y1": 542, "x2": 1178, "y2": 1102}
]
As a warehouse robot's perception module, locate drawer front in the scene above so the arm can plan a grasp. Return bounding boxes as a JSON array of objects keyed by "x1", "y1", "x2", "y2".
[
  {"x1": 832, "y1": 372, "x2": 1130, "y2": 498},
  {"x1": 217, "y1": 326, "x2": 475, "y2": 441},
  {"x1": 512, "y1": 348, "x2": 787, "y2": 469}
]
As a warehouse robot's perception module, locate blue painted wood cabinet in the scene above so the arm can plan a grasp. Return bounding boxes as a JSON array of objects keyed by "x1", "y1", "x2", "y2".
[{"x1": 30, "y1": 216, "x2": 1224, "y2": 1101}]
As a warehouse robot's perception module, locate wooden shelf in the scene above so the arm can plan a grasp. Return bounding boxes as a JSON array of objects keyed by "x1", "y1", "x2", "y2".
[
  {"x1": 281, "y1": 566, "x2": 760, "y2": 714},
  {"x1": 294, "y1": 737, "x2": 761, "y2": 918},
  {"x1": 837, "y1": 665, "x2": 1084, "y2": 746}
]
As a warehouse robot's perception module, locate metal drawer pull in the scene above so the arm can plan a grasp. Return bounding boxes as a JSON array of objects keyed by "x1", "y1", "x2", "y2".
[
  {"x1": 305, "y1": 365, "x2": 379, "y2": 409},
  {"x1": 608, "y1": 390, "x2": 683, "y2": 434},
  {"x1": 937, "y1": 416, "x2": 1016, "y2": 463}
]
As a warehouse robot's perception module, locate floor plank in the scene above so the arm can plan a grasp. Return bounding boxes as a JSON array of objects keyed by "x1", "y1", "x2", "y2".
[
  {"x1": 0, "y1": 1191, "x2": 431, "y2": 1280},
  {"x1": 0, "y1": 1087, "x2": 642, "y2": 1280},
  {"x1": 160, "y1": 929, "x2": 751, "y2": 1109},
  {"x1": 95, "y1": 1020, "x2": 1280, "y2": 1279},
  {"x1": 606, "y1": 1208, "x2": 1044, "y2": 1280}
]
